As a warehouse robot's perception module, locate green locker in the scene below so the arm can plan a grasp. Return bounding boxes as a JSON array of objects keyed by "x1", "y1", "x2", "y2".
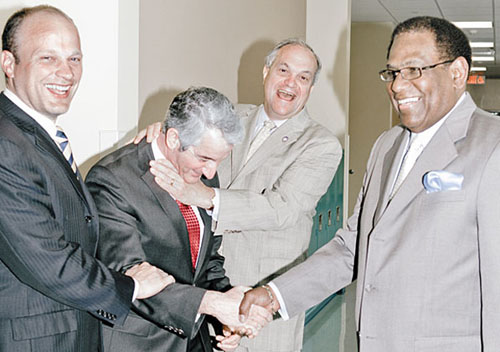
[{"x1": 303, "y1": 153, "x2": 345, "y2": 352}]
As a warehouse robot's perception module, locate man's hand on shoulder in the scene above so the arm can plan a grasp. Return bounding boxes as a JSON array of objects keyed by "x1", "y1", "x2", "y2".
[{"x1": 133, "y1": 122, "x2": 162, "y2": 144}]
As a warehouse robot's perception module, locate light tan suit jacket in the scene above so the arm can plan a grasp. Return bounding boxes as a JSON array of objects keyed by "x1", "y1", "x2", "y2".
[
  {"x1": 216, "y1": 104, "x2": 342, "y2": 351},
  {"x1": 273, "y1": 94, "x2": 500, "y2": 351}
]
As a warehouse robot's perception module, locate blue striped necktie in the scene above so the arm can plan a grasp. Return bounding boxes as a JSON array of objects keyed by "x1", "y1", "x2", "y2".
[{"x1": 55, "y1": 126, "x2": 77, "y2": 174}]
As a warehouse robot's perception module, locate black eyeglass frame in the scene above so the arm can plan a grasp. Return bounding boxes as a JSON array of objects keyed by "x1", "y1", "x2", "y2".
[{"x1": 379, "y1": 59, "x2": 455, "y2": 82}]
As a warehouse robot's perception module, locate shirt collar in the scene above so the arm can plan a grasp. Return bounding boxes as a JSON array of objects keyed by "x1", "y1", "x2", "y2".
[
  {"x1": 253, "y1": 106, "x2": 289, "y2": 138},
  {"x1": 4, "y1": 88, "x2": 58, "y2": 138},
  {"x1": 152, "y1": 136, "x2": 166, "y2": 160}
]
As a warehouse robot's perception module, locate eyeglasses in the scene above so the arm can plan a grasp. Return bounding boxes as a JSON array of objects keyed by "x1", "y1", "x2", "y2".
[{"x1": 379, "y1": 59, "x2": 455, "y2": 82}]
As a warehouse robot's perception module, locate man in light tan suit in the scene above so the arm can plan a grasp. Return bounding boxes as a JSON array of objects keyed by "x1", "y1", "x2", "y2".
[
  {"x1": 240, "y1": 17, "x2": 500, "y2": 352},
  {"x1": 148, "y1": 39, "x2": 342, "y2": 351}
]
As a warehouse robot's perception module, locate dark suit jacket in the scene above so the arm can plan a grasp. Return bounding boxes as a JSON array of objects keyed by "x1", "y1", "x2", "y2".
[
  {"x1": 0, "y1": 93, "x2": 134, "y2": 352},
  {"x1": 86, "y1": 140, "x2": 231, "y2": 352}
]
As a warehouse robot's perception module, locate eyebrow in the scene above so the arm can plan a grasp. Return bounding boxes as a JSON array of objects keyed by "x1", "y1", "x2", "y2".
[
  {"x1": 386, "y1": 59, "x2": 424, "y2": 69},
  {"x1": 277, "y1": 62, "x2": 313, "y2": 76}
]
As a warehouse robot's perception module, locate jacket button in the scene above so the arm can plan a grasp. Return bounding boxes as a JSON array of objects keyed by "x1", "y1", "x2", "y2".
[{"x1": 85, "y1": 215, "x2": 92, "y2": 223}]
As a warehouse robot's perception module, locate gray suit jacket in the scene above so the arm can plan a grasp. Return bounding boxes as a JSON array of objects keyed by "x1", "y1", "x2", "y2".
[
  {"x1": 274, "y1": 94, "x2": 500, "y2": 351},
  {"x1": 86, "y1": 140, "x2": 231, "y2": 352},
  {"x1": 216, "y1": 104, "x2": 342, "y2": 351},
  {"x1": 0, "y1": 93, "x2": 134, "y2": 352}
]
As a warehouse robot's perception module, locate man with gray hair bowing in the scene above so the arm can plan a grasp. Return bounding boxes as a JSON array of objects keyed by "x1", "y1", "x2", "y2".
[
  {"x1": 144, "y1": 39, "x2": 342, "y2": 352},
  {"x1": 87, "y1": 87, "x2": 272, "y2": 352}
]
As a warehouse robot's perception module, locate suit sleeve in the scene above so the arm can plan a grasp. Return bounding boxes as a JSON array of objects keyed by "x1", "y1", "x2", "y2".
[
  {"x1": 476, "y1": 141, "x2": 500, "y2": 349},
  {"x1": 0, "y1": 138, "x2": 133, "y2": 325},
  {"x1": 272, "y1": 131, "x2": 387, "y2": 317},
  {"x1": 272, "y1": 183, "x2": 360, "y2": 317},
  {"x1": 87, "y1": 164, "x2": 208, "y2": 339},
  {"x1": 215, "y1": 133, "x2": 342, "y2": 232}
]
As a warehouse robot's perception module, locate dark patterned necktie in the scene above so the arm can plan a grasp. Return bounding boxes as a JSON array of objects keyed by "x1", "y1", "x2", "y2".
[
  {"x1": 176, "y1": 200, "x2": 200, "y2": 269},
  {"x1": 54, "y1": 126, "x2": 77, "y2": 174}
]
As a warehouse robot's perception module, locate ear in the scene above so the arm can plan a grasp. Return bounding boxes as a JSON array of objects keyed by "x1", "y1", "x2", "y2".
[
  {"x1": 165, "y1": 128, "x2": 180, "y2": 150},
  {"x1": 449, "y1": 56, "x2": 468, "y2": 90},
  {"x1": 262, "y1": 66, "x2": 269, "y2": 82},
  {"x1": 1, "y1": 50, "x2": 16, "y2": 79}
]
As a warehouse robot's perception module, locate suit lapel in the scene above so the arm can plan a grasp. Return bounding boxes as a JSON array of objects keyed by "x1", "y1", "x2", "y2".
[
  {"x1": 374, "y1": 94, "x2": 475, "y2": 230},
  {"x1": 35, "y1": 132, "x2": 86, "y2": 198},
  {"x1": 139, "y1": 143, "x2": 219, "y2": 277},
  {"x1": 373, "y1": 129, "x2": 408, "y2": 223},
  {"x1": 230, "y1": 106, "x2": 259, "y2": 181},
  {"x1": 140, "y1": 144, "x2": 193, "y2": 271},
  {"x1": 230, "y1": 108, "x2": 309, "y2": 183},
  {"x1": 194, "y1": 205, "x2": 212, "y2": 279},
  {"x1": 0, "y1": 93, "x2": 88, "y2": 205}
]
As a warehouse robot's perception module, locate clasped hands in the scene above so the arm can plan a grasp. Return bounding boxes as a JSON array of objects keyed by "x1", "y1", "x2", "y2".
[
  {"x1": 123, "y1": 264, "x2": 275, "y2": 351},
  {"x1": 199, "y1": 286, "x2": 273, "y2": 351}
]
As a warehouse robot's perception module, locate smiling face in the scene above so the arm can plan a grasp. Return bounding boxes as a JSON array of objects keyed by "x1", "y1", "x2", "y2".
[
  {"x1": 385, "y1": 30, "x2": 466, "y2": 133},
  {"x1": 262, "y1": 44, "x2": 317, "y2": 121},
  {"x1": 165, "y1": 128, "x2": 232, "y2": 184},
  {"x1": 1, "y1": 11, "x2": 82, "y2": 121}
]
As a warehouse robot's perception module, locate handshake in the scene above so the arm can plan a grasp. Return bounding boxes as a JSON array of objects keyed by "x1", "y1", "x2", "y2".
[
  {"x1": 199, "y1": 285, "x2": 280, "y2": 351},
  {"x1": 125, "y1": 263, "x2": 280, "y2": 351}
]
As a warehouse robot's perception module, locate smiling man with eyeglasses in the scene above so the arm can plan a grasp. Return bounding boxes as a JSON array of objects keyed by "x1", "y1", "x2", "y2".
[{"x1": 240, "y1": 16, "x2": 500, "y2": 352}]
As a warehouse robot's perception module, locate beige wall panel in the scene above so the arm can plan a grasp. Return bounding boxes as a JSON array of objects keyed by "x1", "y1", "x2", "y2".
[
  {"x1": 348, "y1": 22, "x2": 394, "y2": 214},
  {"x1": 138, "y1": 0, "x2": 306, "y2": 130},
  {"x1": 306, "y1": 0, "x2": 350, "y2": 140}
]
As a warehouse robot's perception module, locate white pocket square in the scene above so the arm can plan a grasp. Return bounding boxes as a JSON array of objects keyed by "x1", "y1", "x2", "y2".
[{"x1": 423, "y1": 170, "x2": 464, "y2": 193}]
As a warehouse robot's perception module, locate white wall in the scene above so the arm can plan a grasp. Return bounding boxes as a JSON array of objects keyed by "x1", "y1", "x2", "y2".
[{"x1": 0, "y1": 0, "x2": 138, "y2": 175}]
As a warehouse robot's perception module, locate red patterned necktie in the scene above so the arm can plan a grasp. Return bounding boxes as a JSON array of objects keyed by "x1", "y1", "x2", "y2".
[{"x1": 176, "y1": 200, "x2": 200, "y2": 269}]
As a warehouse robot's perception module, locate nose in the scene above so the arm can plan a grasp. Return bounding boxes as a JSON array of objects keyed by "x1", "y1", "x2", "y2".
[
  {"x1": 202, "y1": 162, "x2": 217, "y2": 179},
  {"x1": 55, "y1": 59, "x2": 74, "y2": 80},
  {"x1": 388, "y1": 71, "x2": 409, "y2": 93},
  {"x1": 284, "y1": 75, "x2": 297, "y2": 88}
]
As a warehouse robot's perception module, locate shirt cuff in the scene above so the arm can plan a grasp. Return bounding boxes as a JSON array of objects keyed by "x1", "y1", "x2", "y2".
[
  {"x1": 211, "y1": 188, "x2": 220, "y2": 221},
  {"x1": 132, "y1": 277, "x2": 139, "y2": 302},
  {"x1": 268, "y1": 282, "x2": 289, "y2": 321}
]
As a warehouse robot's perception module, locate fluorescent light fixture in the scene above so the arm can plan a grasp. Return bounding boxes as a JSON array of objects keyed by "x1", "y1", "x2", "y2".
[
  {"x1": 472, "y1": 56, "x2": 495, "y2": 61},
  {"x1": 454, "y1": 21, "x2": 492, "y2": 28},
  {"x1": 470, "y1": 42, "x2": 494, "y2": 48},
  {"x1": 472, "y1": 49, "x2": 495, "y2": 55},
  {"x1": 471, "y1": 67, "x2": 487, "y2": 71}
]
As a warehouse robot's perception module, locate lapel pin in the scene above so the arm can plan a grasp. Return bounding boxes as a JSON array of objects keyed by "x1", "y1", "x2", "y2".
[{"x1": 282, "y1": 136, "x2": 289, "y2": 142}]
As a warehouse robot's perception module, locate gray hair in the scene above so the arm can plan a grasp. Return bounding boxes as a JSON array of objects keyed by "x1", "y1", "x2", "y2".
[
  {"x1": 163, "y1": 87, "x2": 243, "y2": 149},
  {"x1": 264, "y1": 38, "x2": 322, "y2": 84}
]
